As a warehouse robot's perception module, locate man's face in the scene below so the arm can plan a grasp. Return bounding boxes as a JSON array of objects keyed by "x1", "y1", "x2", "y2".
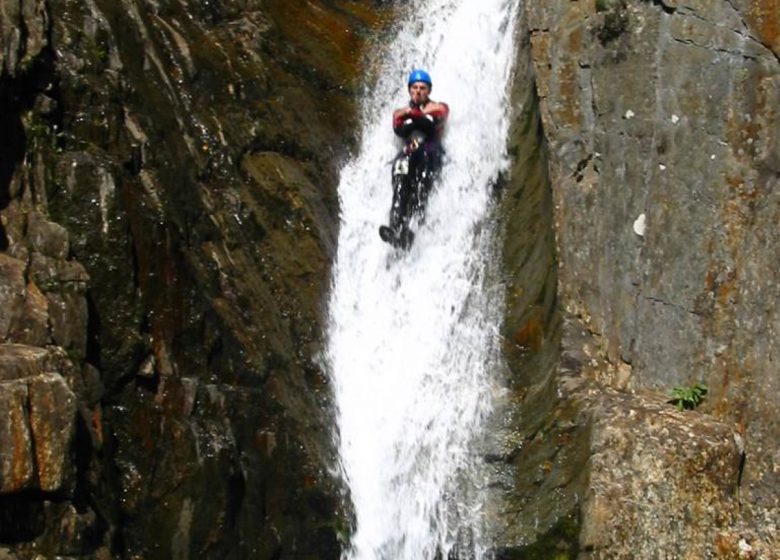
[{"x1": 409, "y1": 82, "x2": 430, "y2": 105}]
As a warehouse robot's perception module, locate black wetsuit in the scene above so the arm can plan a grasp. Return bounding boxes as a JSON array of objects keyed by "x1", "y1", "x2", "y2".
[{"x1": 386, "y1": 104, "x2": 447, "y2": 241}]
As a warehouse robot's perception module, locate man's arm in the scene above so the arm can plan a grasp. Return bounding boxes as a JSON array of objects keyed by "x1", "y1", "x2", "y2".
[
  {"x1": 423, "y1": 101, "x2": 450, "y2": 137},
  {"x1": 393, "y1": 107, "x2": 413, "y2": 128},
  {"x1": 393, "y1": 102, "x2": 449, "y2": 138},
  {"x1": 393, "y1": 106, "x2": 422, "y2": 130},
  {"x1": 393, "y1": 106, "x2": 433, "y2": 138},
  {"x1": 422, "y1": 102, "x2": 449, "y2": 131}
]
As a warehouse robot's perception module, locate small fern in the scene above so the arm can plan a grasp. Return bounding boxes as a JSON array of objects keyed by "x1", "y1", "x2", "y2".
[{"x1": 669, "y1": 383, "x2": 708, "y2": 411}]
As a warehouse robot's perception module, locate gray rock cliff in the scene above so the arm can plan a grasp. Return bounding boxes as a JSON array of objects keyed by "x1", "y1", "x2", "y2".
[{"x1": 492, "y1": 0, "x2": 778, "y2": 557}]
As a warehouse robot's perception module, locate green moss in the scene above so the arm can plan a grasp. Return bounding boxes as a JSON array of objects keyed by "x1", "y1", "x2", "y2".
[
  {"x1": 502, "y1": 515, "x2": 580, "y2": 560},
  {"x1": 595, "y1": 1, "x2": 630, "y2": 45},
  {"x1": 595, "y1": 0, "x2": 614, "y2": 12}
]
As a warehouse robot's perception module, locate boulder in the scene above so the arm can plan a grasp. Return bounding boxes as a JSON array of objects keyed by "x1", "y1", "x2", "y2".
[{"x1": 580, "y1": 385, "x2": 742, "y2": 557}]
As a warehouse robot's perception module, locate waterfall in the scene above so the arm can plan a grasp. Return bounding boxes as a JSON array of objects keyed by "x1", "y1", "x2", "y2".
[{"x1": 326, "y1": 1, "x2": 520, "y2": 558}]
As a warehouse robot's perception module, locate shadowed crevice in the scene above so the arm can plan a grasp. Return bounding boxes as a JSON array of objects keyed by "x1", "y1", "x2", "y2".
[{"x1": 0, "y1": 78, "x2": 27, "y2": 249}]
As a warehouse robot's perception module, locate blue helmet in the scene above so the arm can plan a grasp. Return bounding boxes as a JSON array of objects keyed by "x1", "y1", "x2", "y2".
[{"x1": 407, "y1": 69, "x2": 432, "y2": 89}]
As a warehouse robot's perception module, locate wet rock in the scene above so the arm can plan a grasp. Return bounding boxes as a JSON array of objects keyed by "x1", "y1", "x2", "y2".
[
  {"x1": 0, "y1": 0, "x2": 49, "y2": 77},
  {"x1": 9, "y1": 282, "x2": 50, "y2": 347},
  {"x1": 0, "y1": 381, "x2": 33, "y2": 493},
  {"x1": 45, "y1": 289, "x2": 88, "y2": 360},
  {"x1": 0, "y1": 344, "x2": 54, "y2": 381},
  {"x1": 0, "y1": 344, "x2": 78, "y2": 495},
  {"x1": 1, "y1": 0, "x2": 386, "y2": 555},
  {"x1": 28, "y1": 373, "x2": 77, "y2": 493},
  {"x1": 79, "y1": 363, "x2": 103, "y2": 407},
  {"x1": 50, "y1": 503, "x2": 100, "y2": 556},
  {"x1": 0, "y1": 255, "x2": 26, "y2": 341},
  {"x1": 26, "y1": 211, "x2": 70, "y2": 260},
  {"x1": 136, "y1": 353, "x2": 156, "y2": 378},
  {"x1": 28, "y1": 252, "x2": 89, "y2": 291},
  {"x1": 23, "y1": 252, "x2": 89, "y2": 358}
]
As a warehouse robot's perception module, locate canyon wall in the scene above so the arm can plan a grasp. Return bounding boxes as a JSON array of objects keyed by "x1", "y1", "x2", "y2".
[
  {"x1": 0, "y1": 1, "x2": 386, "y2": 558},
  {"x1": 493, "y1": 0, "x2": 778, "y2": 557}
]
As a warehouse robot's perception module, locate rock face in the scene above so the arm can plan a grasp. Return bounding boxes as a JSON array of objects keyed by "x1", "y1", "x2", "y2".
[
  {"x1": 492, "y1": 0, "x2": 779, "y2": 557},
  {"x1": 0, "y1": 0, "x2": 386, "y2": 558},
  {"x1": 0, "y1": 345, "x2": 78, "y2": 495}
]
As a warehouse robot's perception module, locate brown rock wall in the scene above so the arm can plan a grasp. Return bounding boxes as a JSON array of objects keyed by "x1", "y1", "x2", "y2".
[{"x1": 1, "y1": 0, "x2": 388, "y2": 557}]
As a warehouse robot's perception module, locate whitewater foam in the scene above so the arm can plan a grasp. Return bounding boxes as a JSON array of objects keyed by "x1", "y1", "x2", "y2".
[{"x1": 327, "y1": 1, "x2": 520, "y2": 558}]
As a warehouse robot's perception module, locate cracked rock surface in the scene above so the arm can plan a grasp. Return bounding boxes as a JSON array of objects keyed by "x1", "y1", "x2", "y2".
[
  {"x1": 0, "y1": 0, "x2": 387, "y2": 558},
  {"x1": 490, "y1": 0, "x2": 778, "y2": 556}
]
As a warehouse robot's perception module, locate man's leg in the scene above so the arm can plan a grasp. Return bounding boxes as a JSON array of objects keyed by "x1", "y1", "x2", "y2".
[
  {"x1": 416, "y1": 144, "x2": 442, "y2": 214},
  {"x1": 389, "y1": 154, "x2": 414, "y2": 232}
]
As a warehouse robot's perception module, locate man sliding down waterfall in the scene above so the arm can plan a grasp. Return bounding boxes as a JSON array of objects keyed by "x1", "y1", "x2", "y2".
[{"x1": 379, "y1": 69, "x2": 450, "y2": 249}]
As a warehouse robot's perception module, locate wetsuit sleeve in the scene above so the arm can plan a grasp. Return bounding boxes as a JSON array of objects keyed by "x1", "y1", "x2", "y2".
[
  {"x1": 427, "y1": 103, "x2": 449, "y2": 132},
  {"x1": 393, "y1": 108, "x2": 437, "y2": 138}
]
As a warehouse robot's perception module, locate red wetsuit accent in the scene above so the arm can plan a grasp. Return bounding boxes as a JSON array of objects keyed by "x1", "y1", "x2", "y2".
[{"x1": 392, "y1": 102, "x2": 450, "y2": 141}]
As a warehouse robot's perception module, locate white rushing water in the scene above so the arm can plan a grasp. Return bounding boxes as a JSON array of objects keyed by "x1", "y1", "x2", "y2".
[{"x1": 326, "y1": 1, "x2": 519, "y2": 558}]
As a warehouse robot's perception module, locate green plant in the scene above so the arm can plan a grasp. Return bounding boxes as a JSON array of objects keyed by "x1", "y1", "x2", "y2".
[
  {"x1": 669, "y1": 383, "x2": 708, "y2": 411},
  {"x1": 596, "y1": 0, "x2": 624, "y2": 13}
]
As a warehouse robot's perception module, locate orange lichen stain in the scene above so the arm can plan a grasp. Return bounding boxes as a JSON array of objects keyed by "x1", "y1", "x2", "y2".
[
  {"x1": 92, "y1": 407, "x2": 104, "y2": 447},
  {"x1": 567, "y1": 25, "x2": 584, "y2": 52},
  {"x1": 716, "y1": 280, "x2": 738, "y2": 306},
  {"x1": 726, "y1": 174, "x2": 760, "y2": 204},
  {"x1": 555, "y1": 59, "x2": 583, "y2": 129},
  {"x1": 725, "y1": 68, "x2": 772, "y2": 163},
  {"x1": 723, "y1": 197, "x2": 750, "y2": 235},
  {"x1": 746, "y1": 0, "x2": 780, "y2": 56},
  {"x1": 705, "y1": 261, "x2": 739, "y2": 307},
  {"x1": 725, "y1": 175, "x2": 743, "y2": 190},
  {"x1": 714, "y1": 532, "x2": 742, "y2": 557},
  {"x1": 711, "y1": 362, "x2": 750, "y2": 422},
  {"x1": 10, "y1": 395, "x2": 32, "y2": 491},
  {"x1": 514, "y1": 310, "x2": 544, "y2": 352},
  {"x1": 268, "y1": 0, "x2": 391, "y2": 78}
]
